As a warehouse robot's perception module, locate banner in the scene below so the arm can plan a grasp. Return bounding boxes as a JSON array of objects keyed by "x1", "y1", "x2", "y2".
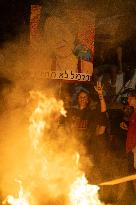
[
  {"x1": 30, "y1": 5, "x2": 95, "y2": 81},
  {"x1": 33, "y1": 71, "x2": 92, "y2": 81}
]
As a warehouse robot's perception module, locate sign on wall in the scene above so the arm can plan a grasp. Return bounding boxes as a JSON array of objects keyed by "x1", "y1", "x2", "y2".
[{"x1": 30, "y1": 5, "x2": 95, "y2": 81}]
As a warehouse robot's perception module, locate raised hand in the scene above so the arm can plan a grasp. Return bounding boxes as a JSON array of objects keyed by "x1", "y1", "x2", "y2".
[
  {"x1": 94, "y1": 81, "x2": 103, "y2": 97},
  {"x1": 94, "y1": 81, "x2": 106, "y2": 112}
]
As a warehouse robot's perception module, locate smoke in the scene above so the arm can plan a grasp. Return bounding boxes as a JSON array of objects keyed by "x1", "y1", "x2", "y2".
[
  {"x1": 0, "y1": 86, "x2": 93, "y2": 205},
  {"x1": 0, "y1": 36, "x2": 93, "y2": 204},
  {"x1": 41, "y1": 0, "x2": 136, "y2": 46},
  {"x1": 0, "y1": 8, "x2": 94, "y2": 202},
  {"x1": 94, "y1": 0, "x2": 136, "y2": 49}
]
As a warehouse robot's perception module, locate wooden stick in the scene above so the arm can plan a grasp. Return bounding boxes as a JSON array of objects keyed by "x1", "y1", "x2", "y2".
[{"x1": 99, "y1": 174, "x2": 136, "y2": 186}]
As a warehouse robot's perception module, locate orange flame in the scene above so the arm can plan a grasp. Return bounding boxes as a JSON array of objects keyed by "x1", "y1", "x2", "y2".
[
  {"x1": 3, "y1": 180, "x2": 30, "y2": 205},
  {"x1": 29, "y1": 91, "x2": 66, "y2": 149},
  {"x1": 69, "y1": 175, "x2": 103, "y2": 205},
  {"x1": 3, "y1": 91, "x2": 104, "y2": 205}
]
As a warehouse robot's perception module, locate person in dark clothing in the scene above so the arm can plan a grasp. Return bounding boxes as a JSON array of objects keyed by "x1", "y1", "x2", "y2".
[
  {"x1": 71, "y1": 81, "x2": 107, "y2": 136},
  {"x1": 67, "y1": 82, "x2": 107, "y2": 184},
  {"x1": 120, "y1": 90, "x2": 136, "y2": 195},
  {"x1": 108, "y1": 108, "x2": 126, "y2": 155}
]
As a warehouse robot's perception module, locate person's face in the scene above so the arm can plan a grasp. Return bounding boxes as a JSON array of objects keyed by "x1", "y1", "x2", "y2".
[
  {"x1": 78, "y1": 92, "x2": 89, "y2": 109},
  {"x1": 128, "y1": 95, "x2": 136, "y2": 107}
]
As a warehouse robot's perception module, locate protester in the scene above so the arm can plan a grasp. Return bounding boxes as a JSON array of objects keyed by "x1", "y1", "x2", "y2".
[
  {"x1": 71, "y1": 81, "x2": 107, "y2": 135},
  {"x1": 66, "y1": 82, "x2": 107, "y2": 182},
  {"x1": 120, "y1": 90, "x2": 136, "y2": 168},
  {"x1": 120, "y1": 90, "x2": 136, "y2": 194}
]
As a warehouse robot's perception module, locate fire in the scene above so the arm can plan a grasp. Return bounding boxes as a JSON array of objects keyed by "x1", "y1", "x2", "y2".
[
  {"x1": 27, "y1": 91, "x2": 68, "y2": 179},
  {"x1": 69, "y1": 175, "x2": 102, "y2": 205},
  {"x1": 69, "y1": 175, "x2": 103, "y2": 205},
  {"x1": 3, "y1": 180, "x2": 30, "y2": 205},
  {"x1": 69, "y1": 155, "x2": 103, "y2": 205},
  {"x1": 2, "y1": 91, "x2": 104, "y2": 205},
  {"x1": 29, "y1": 90, "x2": 66, "y2": 149}
]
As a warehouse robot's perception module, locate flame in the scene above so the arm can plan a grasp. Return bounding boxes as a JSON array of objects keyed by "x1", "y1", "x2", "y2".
[
  {"x1": 69, "y1": 153, "x2": 103, "y2": 205},
  {"x1": 2, "y1": 91, "x2": 105, "y2": 205},
  {"x1": 29, "y1": 91, "x2": 66, "y2": 149},
  {"x1": 69, "y1": 175, "x2": 103, "y2": 205},
  {"x1": 28, "y1": 91, "x2": 68, "y2": 179},
  {"x1": 3, "y1": 180, "x2": 30, "y2": 205}
]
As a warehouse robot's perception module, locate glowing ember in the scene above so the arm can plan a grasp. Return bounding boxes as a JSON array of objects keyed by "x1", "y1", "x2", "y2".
[
  {"x1": 69, "y1": 175, "x2": 103, "y2": 205},
  {"x1": 3, "y1": 180, "x2": 30, "y2": 205}
]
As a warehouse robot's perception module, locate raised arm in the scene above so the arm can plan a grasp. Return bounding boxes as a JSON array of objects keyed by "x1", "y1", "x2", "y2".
[{"x1": 94, "y1": 81, "x2": 107, "y2": 112}]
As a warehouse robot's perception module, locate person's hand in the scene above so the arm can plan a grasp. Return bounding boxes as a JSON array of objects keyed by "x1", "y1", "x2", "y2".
[
  {"x1": 94, "y1": 81, "x2": 104, "y2": 99},
  {"x1": 94, "y1": 81, "x2": 103, "y2": 94},
  {"x1": 120, "y1": 122, "x2": 128, "y2": 130}
]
